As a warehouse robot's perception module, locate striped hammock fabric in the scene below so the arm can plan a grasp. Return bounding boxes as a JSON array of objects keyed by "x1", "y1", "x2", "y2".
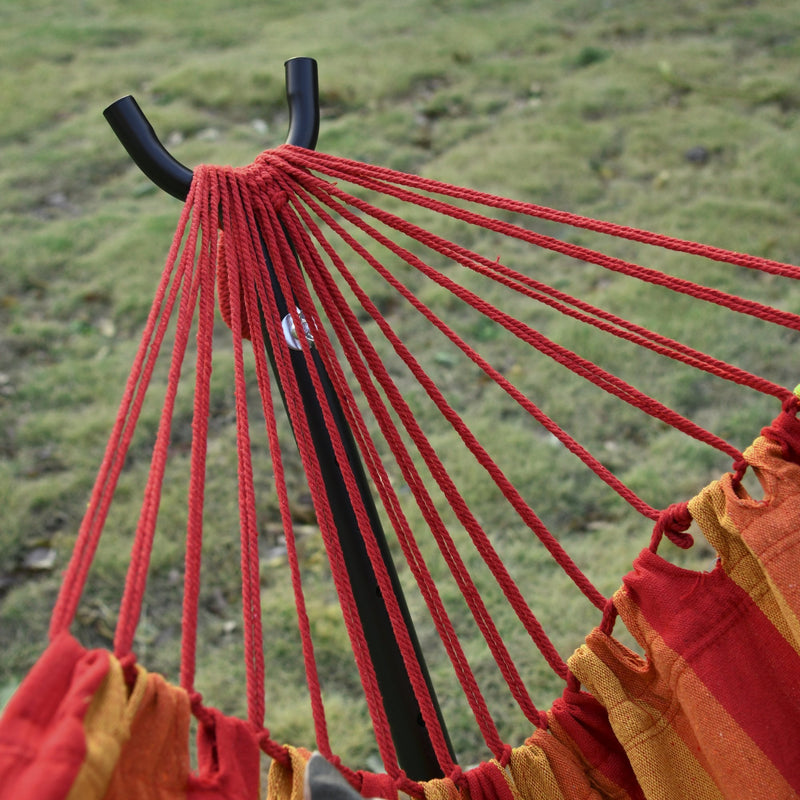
[{"x1": 1, "y1": 148, "x2": 799, "y2": 799}]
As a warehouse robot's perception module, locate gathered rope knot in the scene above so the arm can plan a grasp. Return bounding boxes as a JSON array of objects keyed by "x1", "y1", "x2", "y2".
[
  {"x1": 350, "y1": 764, "x2": 417, "y2": 800},
  {"x1": 117, "y1": 651, "x2": 139, "y2": 691},
  {"x1": 600, "y1": 597, "x2": 619, "y2": 634},
  {"x1": 650, "y1": 501, "x2": 693, "y2": 552},
  {"x1": 496, "y1": 743, "x2": 513, "y2": 768},
  {"x1": 215, "y1": 161, "x2": 304, "y2": 342},
  {"x1": 216, "y1": 229, "x2": 252, "y2": 340},
  {"x1": 270, "y1": 187, "x2": 291, "y2": 213}
]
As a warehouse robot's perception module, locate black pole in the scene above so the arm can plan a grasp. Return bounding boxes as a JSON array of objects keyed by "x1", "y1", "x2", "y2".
[
  {"x1": 252, "y1": 227, "x2": 454, "y2": 778},
  {"x1": 104, "y1": 57, "x2": 455, "y2": 779}
]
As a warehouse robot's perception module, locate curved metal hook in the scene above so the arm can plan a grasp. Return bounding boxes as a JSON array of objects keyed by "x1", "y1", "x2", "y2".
[{"x1": 104, "y1": 57, "x2": 319, "y2": 201}]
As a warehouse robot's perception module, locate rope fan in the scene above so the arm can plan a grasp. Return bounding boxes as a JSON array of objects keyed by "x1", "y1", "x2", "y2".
[{"x1": 2, "y1": 58, "x2": 800, "y2": 800}]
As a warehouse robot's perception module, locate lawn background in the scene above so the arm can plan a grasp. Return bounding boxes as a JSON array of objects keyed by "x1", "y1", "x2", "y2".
[{"x1": 2, "y1": 0, "x2": 800, "y2": 772}]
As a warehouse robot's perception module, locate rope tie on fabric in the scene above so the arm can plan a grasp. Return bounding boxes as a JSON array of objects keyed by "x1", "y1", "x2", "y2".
[
  {"x1": 598, "y1": 599, "x2": 619, "y2": 636},
  {"x1": 257, "y1": 729, "x2": 293, "y2": 767},
  {"x1": 649, "y1": 502, "x2": 694, "y2": 552},
  {"x1": 762, "y1": 393, "x2": 800, "y2": 465},
  {"x1": 190, "y1": 691, "x2": 218, "y2": 731},
  {"x1": 465, "y1": 760, "x2": 516, "y2": 800}
]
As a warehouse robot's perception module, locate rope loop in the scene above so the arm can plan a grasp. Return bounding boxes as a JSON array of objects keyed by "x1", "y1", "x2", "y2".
[
  {"x1": 535, "y1": 708, "x2": 549, "y2": 729},
  {"x1": 731, "y1": 457, "x2": 749, "y2": 489},
  {"x1": 189, "y1": 690, "x2": 221, "y2": 732},
  {"x1": 649, "y1": 501, "x2": 693, "y2": 553},
  {"x1": 600, "y1": 597, "x2": 619, "y2": 635},
  {"x1": 761, "y1": 392, "x2": 800, "y2": 466},
  {"x1": 566, "y1": 670, "x2": 581, "y2": 693},
  {"x1": 449, "y1": 763, "x2": 466, "y2": 789},
  {"x1": 118, "y1": 651, "x2": 139, "y2": 691},
  {"x1": 496, "y1": 743, "x2": 513, "y2": 769},
  {"x1": 256, "y1": 728, "x2": 292, "y2": 767}
]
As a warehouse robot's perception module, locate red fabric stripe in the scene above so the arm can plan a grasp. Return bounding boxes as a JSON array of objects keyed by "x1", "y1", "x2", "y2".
[
  {"x1": 623, "y1": 549, "x2": 800, "y2": 790},
  {"x1": 0, "y1": 634, "x2": 109, "y2": 800},
  {"x1": 186, "y1": 708, "x2": 262, "y2": 799},
  {"x1": 550, "y1": 687, "x2": 646, "y2": 800}
]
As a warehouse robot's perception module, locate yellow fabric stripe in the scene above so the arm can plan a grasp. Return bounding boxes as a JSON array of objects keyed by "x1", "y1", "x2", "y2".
[
  {"x1": 542, "y1": 717, "x2": 635, "y2": 799},
  {"x1": 102, "y1": 669, "x2": 192, "y2": 799},
  {"x1": 65, "y1": 656, "x2": 148, "y2": 800},
  {"x1": 420, "y1": 776, "x2": 461, "y2": 800},
  {"x1": 267, "y1": 746, "x2": 312, "y2": 800},
  {"x1": 569, "y1": 637, "x2": 724, "y2": 800},
  {"x1": 690, "y1": 435, "x2": 800, "y2": 653},
  {"x1": 574, "y1": 619, "x2": 796, "y2": 800},
  {"x1": 514, "y1": 730, "x2": 611, "y2": 799},
  {"x1": 504, "y1": 742, "x2": 569, "y2": 800}
]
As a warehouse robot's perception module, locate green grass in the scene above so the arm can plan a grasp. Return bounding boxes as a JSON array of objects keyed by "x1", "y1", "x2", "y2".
[{"x1": 2, "y1": 0, "x2": 800, "y2": 775}]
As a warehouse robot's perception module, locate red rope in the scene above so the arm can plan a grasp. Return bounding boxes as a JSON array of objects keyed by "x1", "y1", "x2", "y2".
[
  {"x1": 51, "y1": 143, "x2": 800, "y2": 785},
  {"x1": 282, "y1": 163, "x2": 787, "y2": 400},
  {"x1": 113, "y1": 180, "x2": 209, "y2": 658},
  {"x1": 218, "y1": 170, "x2": 270, "y2": 729},
  {"x1": 223, "y1": 149, "x2": 799, "y2": 765},
  {"x1": 272, "y1": 179, "x2": 538, "y2": 748},
  {"x1": 278, "y1": 148, "x2": 800, "y2": 339},
  {"x1": 179, "y1": 173, "x2": 219, "y2": 692},
  {"x1": 222, "y1": 195, "x2": 334, "y2": 757},
  {"x1": 280, "y1": 176, "x2": 609, "y2": 609},
  {"x1": 244, "y1": 173, "x2": 408, "y2": 771},
  {"x1": 263, "y1": 154, "x2": 745, "y2": 498},
  {"x1": 283, "y1": 146, "x2": 800, "y2": 283},
  {"x1": 49, "y1": 193, "x2": 198, "y2": 639}
]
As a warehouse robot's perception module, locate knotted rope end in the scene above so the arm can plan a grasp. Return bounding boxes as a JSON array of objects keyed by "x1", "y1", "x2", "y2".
[{"x1": 650, "y1": 501, "x2": 693, "y2": 552}]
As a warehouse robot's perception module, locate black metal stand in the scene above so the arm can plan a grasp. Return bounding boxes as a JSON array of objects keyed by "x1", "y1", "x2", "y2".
[{"x1": 104, "y1": 57, "x2": 454, "y2": 780}]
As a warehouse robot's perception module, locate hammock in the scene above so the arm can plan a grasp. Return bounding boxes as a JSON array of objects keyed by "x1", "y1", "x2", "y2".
[{"x1": 2, "y1": 143, "x2": 800, "y2": 799}]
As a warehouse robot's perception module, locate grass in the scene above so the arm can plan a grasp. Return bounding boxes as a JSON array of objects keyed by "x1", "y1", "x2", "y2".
[{"x1": 2, "y1": 0, "x2": 800, "y2": 775}]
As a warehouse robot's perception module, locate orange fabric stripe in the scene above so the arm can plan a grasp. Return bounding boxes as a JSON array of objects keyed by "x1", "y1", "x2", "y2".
[
  {"x1": 516, "y1": 731, "x2": 612, "y2": 799},
  {"x1": 569, "y1": 636, "x2": 725, "y2": 800},
  {"x1": 103, "y1": 667, "x2": 191, "y2": 800},
  {"x1": 597, "y1": 614, "x2": 795, "y2": 799},
  {"x1": 66, "y1": 656, "x2": 148, "y2": 800},
  {"x1": 504, "y1": 742, "x2": 570, "y2": 800},
  {"x1": 547, "y1": 687, "x2": 643, "y2": 799},
  {"x1": 691, "y1": 435, "x2": 800, "y2": 650},
  {"x1": 616, "y1": 548, "x2": 800, "y2": 789},
  {"x1": 536, "y1": 719, "x2": 637, "y2": 800},
  {"x1": 691, "y1": 479, "x2": 800, "y2": 655},
  {"x1": 415, "y1": 734, "x2": 623, "y2": 800}
]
